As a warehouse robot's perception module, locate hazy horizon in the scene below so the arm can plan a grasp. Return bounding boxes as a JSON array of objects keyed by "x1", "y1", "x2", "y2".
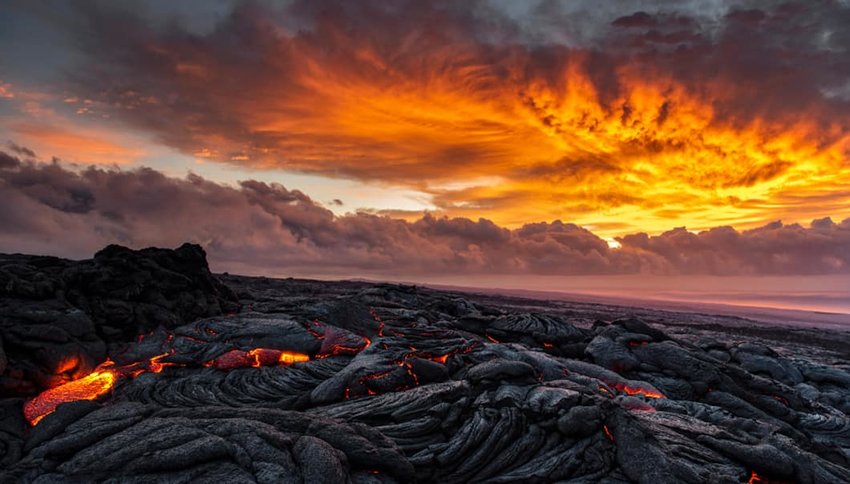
[{"x1": 243, "y1": 270, "x2": 850, "y2": 319}]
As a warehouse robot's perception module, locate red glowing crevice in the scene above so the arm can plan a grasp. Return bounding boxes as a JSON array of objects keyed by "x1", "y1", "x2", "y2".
[
  {"x1": 342, "y1": 343, "x2": 478, "y2": 400},
  {"x1": 369, "y1": 307, "x2": 386, "y2": 337},
  {"x1": 602, "y1": 425, "x2": 615, "y2": 443},
  {"x1": 304, "y1": 319, "x2": 372, "y2": 359},
  {"x1": 747, "y1": 470, "x2": 789, "y2": 484}
]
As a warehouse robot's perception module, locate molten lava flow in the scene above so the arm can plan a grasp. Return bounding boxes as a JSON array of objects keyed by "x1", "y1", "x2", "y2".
[
  {"x1": 207, "y1": 348, "x2": 310, "y2": 370},
  {"x1": 24, "y1": 352, "x2": 172, "y2": 426},
  {"x1": 279, "y1": 352, "x2": 310, "y2": 364},
  {"x1": 26, "y1": 345, "x2": 311, "y2": 425},
  {"x1": 430, "y1": 354, "x2": 449, "y2": 364},
  {"x1": 610, "y1": 382, "x2": 665, "y2": 399},
  {"x1": 602, "y1": 425, "x2": 615, "y2": 443},
  {"x1": 24, "y1": 370, "x2": 117, "y2": 426}
]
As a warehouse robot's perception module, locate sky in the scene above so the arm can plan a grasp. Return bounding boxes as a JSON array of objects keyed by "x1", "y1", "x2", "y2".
[{"x1": 1, "y1": 0, "x2": 850, "y2": 302}]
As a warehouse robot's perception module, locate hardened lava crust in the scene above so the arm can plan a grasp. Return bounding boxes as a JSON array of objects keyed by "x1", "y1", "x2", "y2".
[{"x1": 1, "y1": 245, "x2": 849, "y2": 483}]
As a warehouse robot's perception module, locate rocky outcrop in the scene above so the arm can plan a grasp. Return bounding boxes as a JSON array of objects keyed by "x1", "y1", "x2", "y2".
[{"x1": 0, "y1": 243, "x2": 239, "y2": 398}]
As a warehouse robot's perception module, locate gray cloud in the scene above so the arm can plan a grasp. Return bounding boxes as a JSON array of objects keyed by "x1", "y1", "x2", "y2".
[
  {"x1": 5, "y1": 141, "x2": 36, "y2": 158},
  {"x1": 1, "y1": 149, "x2": 848, "y2": 276}
]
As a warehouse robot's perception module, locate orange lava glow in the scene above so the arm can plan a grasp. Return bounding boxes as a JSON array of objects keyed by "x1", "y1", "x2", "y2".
[
  {"x1": 747, "y1": 470, "x2": 790, "y2": 484},
  {"x1": 208, "y1": 348, "x2": 310, "y2": 370},
  {"x1": 279, "y1": 352, "x2": 311, "y2": 364},
  {"x1": 24, "y1": 370, "x2": 117, "y2": 426},
  {"x1": 610, "y1": 382, "x2": 665, "y2": 399},
  {"x1": 25, "y1": 345, "x2": 311, "y2": 426},
  {"x1": 602, "y1": 425, "x2": 616, "y2": 443},
  {"x1": 430, "y1": 354, "x2": 449, "y2": 364}
]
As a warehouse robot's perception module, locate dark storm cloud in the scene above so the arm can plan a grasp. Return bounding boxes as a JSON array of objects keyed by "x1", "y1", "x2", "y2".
[
  {"x1": 1, "y1": 149, "x2": 848, "y2": 276},
  {"x1": 571, "y1": 0, "x2": 850, "y2": 132}
]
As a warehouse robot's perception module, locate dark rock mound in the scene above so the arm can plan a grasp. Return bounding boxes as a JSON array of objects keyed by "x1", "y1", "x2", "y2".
[{"x1": 0, "y1": 243, "x2": 239, "y2": 399}]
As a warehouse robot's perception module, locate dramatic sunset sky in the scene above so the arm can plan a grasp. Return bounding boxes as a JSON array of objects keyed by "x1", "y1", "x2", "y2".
[{"x1": 1, "y1": 1, "x2": 849, "y2": 311}]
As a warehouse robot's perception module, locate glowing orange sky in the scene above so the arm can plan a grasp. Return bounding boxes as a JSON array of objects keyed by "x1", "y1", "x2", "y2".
[{"x1": 2, "y1": 1, "x2": 850, "y2": 239}]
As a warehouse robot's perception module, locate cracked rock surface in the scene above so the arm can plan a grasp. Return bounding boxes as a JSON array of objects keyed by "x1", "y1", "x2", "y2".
[{"x1": 1, "y1": 246, "x2": 849, "y2": 483}]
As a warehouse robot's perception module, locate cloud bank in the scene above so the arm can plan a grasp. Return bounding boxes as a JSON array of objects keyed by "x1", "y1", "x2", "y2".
[
  {"x1": 23, "y1": 0, "x2": 848, "y2": 235},
  {"x1": 2, "y1": 149, "x2": 848, "y2": 277}
]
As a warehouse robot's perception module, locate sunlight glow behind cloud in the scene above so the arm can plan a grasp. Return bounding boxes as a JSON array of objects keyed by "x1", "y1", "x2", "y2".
[{"x1": 1, "y1": 0, "x2": 849, "y2": 244}]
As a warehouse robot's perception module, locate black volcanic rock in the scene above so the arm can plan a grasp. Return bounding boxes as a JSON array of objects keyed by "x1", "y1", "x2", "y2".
[
  {"x1": 0, "y1": 243, "x2": 239, "y2": 399},
  {"x1": 1, "y1": 249, "x2": 850, "y2": 482}
]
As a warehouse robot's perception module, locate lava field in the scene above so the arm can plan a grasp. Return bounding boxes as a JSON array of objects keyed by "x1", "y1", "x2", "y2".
[{"x1": 1, "y1": 244, "x2": 849, "y2": 483}]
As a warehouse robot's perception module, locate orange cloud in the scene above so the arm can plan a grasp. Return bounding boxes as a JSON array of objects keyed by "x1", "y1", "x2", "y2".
[
  {"x1": 9, "y1": 123, "x2": 145, "y2": 165},
  {"x1": 0, "y1": 82, "x2": 148, "y2": 165},
  {"x1": 0, "y1": 81, "x2": 14, "y2": 99},
  {"x1": 61, "y1": 1, "x2": 850, "y2": 236}
]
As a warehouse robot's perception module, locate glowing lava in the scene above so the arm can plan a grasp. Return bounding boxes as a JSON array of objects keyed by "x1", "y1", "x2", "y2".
[
  {"x1": 209, "y1": 349, "x2": 310, "y2": 369},
  {"x1": 602, "y1": 425, "x2": 615, "y2": 443},
  {"x1": 430, "y1": 354, "x2": 449, "y2": 364},
  {"x1": 25, "y1": 346, "x2": 311, "y2": 426},
  {"x1": 610, "y1": 382, "x2": 665, "y2": 399},
  {"x1": 745, "y1": 470, "x2": 792, "y2": 484},
  {"x1": 23, "y1": 370, "x2": 117, "y2": 426}
]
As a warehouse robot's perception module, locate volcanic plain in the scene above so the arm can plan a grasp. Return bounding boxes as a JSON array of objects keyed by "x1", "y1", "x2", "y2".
[{"x1": 1, "y1": 244, "x2": 848, "y2": 483}]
